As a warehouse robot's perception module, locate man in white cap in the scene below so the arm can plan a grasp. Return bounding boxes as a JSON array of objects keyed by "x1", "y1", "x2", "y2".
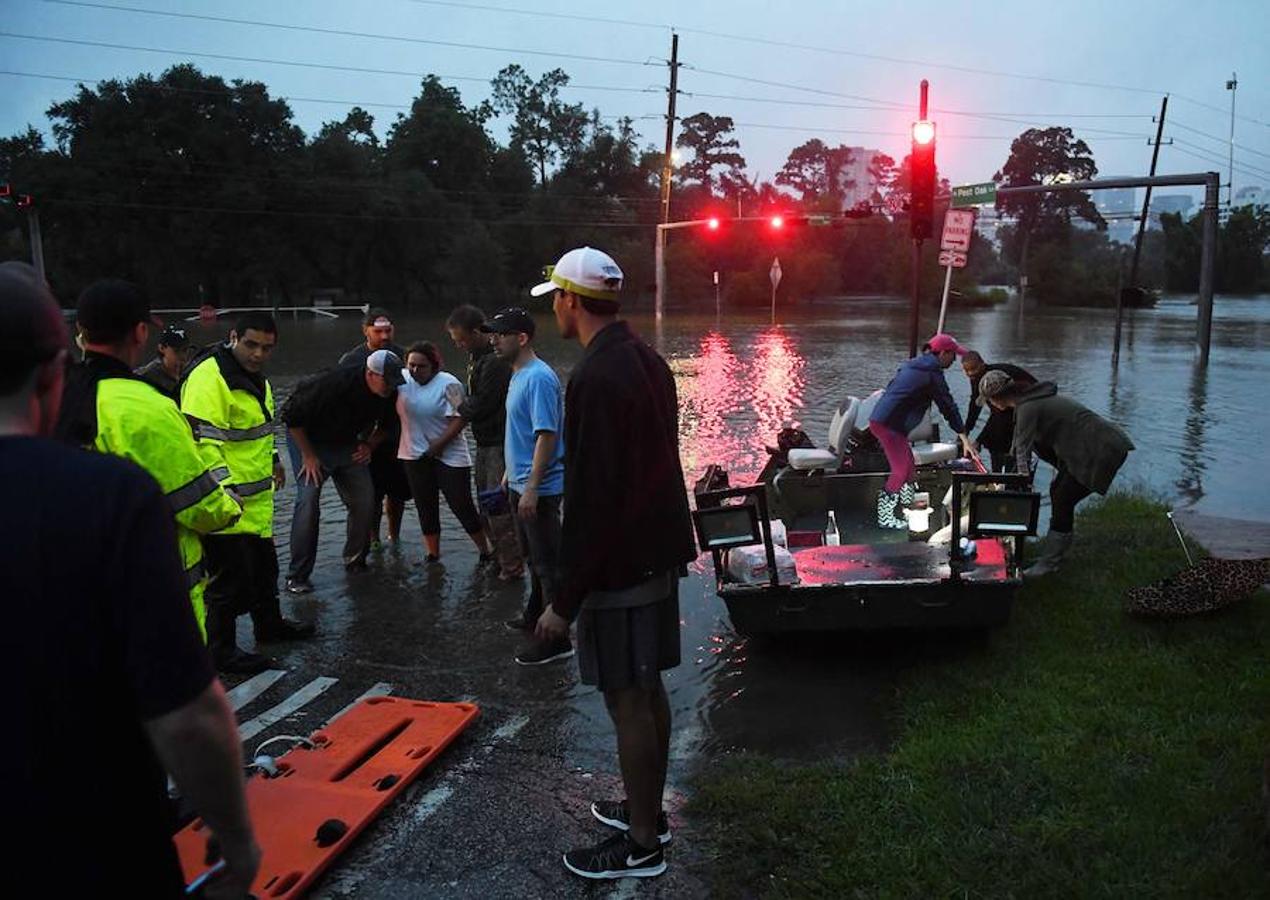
[
  {"x1": 280, "y1": 348, "x2": 402, "y2": 591},
  {"x1": 532, "y1": 247, "x2": 697, "y2": 881}
]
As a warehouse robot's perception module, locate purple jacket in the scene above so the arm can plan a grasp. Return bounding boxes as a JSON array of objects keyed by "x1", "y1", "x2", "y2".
[{"x1": 868, "y1": 352, "x2": 965, "y2": 435}]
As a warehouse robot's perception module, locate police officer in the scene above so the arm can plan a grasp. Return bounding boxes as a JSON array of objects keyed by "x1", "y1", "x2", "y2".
[
  {"x1": 56, "y1": 279, "x2": 243, "y2": 636},
  {"x1": 182, "y1": 311, "x2": 314, "y2": 674}
]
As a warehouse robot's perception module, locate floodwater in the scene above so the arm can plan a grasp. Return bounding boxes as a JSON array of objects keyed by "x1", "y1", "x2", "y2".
[{"x1": 178, "y1": 292, "x2": 1269, "y2": 772}]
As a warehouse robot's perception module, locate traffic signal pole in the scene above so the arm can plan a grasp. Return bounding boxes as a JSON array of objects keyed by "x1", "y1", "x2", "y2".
[{"x1": 908, "y1": 80, "x2": 930, "y2": 357}]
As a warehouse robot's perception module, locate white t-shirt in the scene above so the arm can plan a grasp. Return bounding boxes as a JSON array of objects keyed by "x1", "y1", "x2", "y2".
[{"x1": 396, "y1": 370, "x2": 473, "y2": 468}]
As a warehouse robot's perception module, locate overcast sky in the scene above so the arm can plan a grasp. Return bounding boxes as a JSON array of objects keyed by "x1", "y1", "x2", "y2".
[{"x1": 3, "y1": 0, "x2": 1268, "y2": 202}]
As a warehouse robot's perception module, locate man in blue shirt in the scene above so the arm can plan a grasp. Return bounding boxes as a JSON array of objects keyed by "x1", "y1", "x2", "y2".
[{"x1": 481, "y1": 307, "x2": 572, "y2": 665}]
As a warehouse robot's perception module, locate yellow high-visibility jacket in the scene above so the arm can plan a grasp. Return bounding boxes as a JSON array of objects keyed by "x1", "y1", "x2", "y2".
[
  {"x1": 181, "y1": 346, "x2": 278, "y2": 538},
  {"x1": 55, "y1": 352, "x2": 242, "y2": 636}
]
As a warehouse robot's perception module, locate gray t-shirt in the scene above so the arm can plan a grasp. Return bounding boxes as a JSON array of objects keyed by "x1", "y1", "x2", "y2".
[{"x1": 583, "y1": 570, "x2": 676, "y2": 611}]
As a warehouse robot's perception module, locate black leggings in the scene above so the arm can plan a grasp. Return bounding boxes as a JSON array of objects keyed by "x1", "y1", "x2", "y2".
[
  {"x1": 1049, "y1": 467, "x2": 1092, "y2": 533},
  {"x1": 402, "y1": 457, "x2": 483, "y2": 536}
]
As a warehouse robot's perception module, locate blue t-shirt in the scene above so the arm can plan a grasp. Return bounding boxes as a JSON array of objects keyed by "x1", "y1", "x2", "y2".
[{"x1": 504, "y1": 356, "x2": 565, "y2": 495}]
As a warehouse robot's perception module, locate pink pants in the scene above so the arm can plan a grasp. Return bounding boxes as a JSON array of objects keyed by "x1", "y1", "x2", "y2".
[{"x1": 869, "y1": 421, "x2": 914, "y2": 492}]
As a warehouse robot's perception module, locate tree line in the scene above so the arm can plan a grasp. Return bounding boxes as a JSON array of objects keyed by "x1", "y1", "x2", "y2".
[{"x1": 2, "y1": 64, "x2": 1265, "y2": 310}]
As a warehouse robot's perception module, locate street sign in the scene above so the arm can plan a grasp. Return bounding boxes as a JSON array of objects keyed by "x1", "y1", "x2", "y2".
[
  {"x1": 951, "y1": 182, "x2": 997, "y2": 207},
  {"x1": 769, "y1": 257, "x2": 783, "y2": 289},
  {"x1": 807, "y1": 214, "x2": 833, "y2": 227},
  {"x1": 938, "y1": 249, "x2": 968, "y2": 268},
  {"x1": 940, "y1": 208, "x2": 976, "y2": 253}
]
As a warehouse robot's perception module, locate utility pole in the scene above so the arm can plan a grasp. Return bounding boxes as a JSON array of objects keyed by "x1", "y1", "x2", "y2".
[
  {"x1": 908, "y1": 79, "x2": 929, "y2": 358},
  {"x1": 654, "y1": 32, "x2": 680, "y2": 322},
  {"x1": 27, "y1": 206, "x2": 46, "y2": 285},
  {"x1": 1225, "y1": 73, "x2": 1237, "y2": 207},
  {"x1": 1128, "y1": 96, "x2": 1168, "y2": 292}
]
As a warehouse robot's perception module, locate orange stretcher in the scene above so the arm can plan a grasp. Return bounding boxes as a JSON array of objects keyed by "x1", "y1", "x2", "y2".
[{"x1": 175, "y1": 696, "x2": 480, "y2": 898}]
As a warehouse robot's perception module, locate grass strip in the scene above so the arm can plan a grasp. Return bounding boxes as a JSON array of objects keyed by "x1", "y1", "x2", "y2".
[{"x1": 690, "y1": 494, "x2": 1270, "y2": 897}]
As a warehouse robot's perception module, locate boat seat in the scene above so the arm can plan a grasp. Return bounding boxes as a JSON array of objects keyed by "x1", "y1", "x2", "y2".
[
  {"x1": 912, "y1": 441, "x2": 959, "y2": 465},
  {"x1": 787, "y1": 397, "x2": 860, "y2": 471},
  {"x1": 855, "y1": 390, "x2": 959, "y2": 466}
]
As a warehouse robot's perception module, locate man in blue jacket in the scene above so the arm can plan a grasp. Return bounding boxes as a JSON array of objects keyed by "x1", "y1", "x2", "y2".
[{"x1": 868, "y1": 333, "x2": 972, "y2": 529}]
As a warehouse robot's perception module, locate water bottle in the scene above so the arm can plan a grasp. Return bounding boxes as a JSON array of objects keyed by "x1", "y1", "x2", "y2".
[{"x1": 824, "y1": 510, "x2": 840, "y2": 546}]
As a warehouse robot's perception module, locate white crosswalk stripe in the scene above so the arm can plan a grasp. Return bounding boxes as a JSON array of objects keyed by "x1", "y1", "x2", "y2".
[
  {"x1": 224, "y1": 669, "x2": 288, "y2": 712},
  {"x1": 237, "y1": 676, "x2": 338, "y2": 742},
  {"x1": 330, "y1": 681, "x2": 394, "y2": 722}
]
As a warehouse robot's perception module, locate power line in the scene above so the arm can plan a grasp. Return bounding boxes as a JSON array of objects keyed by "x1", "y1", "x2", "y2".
[
  {"x1": 726, "y1": 120, "x2": 1148, "y2": 142},
  {"x1": 32, "y1": 194, "x2": 655, "y2": 226},
  {"x1": 392, "y1": 0, "x2": 1270, "y2": 128},
  {"x1": 36, "y1": 1, "x2": 655, "y2": 68},
  {"x1": 1164, "y1": 139, "x2": 1270, "y2": 181},
  {"x1": 1169, "y1": 119, "x2": 1270, "y2": 162}
]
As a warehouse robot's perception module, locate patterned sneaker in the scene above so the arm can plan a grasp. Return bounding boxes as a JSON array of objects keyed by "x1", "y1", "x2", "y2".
[
  {"x1": 591, "y1": 800, "x2": 672, "y2": 845},
  {"x1": 562, "y1": 832, "x2": 665, "y2": 880}
]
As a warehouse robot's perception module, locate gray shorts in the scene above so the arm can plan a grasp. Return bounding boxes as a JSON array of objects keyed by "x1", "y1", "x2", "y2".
[{"x1": 577, "y1": 584, "x2": 681, "y2": 693}]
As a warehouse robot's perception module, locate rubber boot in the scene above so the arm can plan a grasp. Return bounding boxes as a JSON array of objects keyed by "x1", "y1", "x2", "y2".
[
  {"x1": 899, "y1": 482, "x2": 916, "y2": 508},
  {"x1": 1024, "y1": 531, "x2": 1073, "y2": 577},
  {"x1": 876, "y1": 490, "x2": 907, "y2": 530},
  {"x1": 487, "y1": 511, "x2": 525, "y2": 578}
]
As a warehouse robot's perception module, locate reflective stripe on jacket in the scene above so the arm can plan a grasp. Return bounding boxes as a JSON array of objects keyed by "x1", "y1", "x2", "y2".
[
  {"x1": 181, "y1": 348, "x2": 277, "y2": 538},
  {"x1": 56, "y1": 352, "x2": 242, "y2": 636}
]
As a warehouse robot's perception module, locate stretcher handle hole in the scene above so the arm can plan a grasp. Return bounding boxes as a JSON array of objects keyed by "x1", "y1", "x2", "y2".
[
  {"x1": 375, "y1": 774, "x2": 400, "y2": 791},
  {"x1": 269, "y1": 870, "x2": 303, "y2": 896},
  {"x1": 365, "y1": 697, "x2": 393, "y2": 705},
  {"x1": 408, "y1": 745, "x2": 434, "y2": 760},
  {"x1": 329, "y1": 719, "x2": 412, "y2": 782},
  {"x1": 314, "y1": 818, "x2": 349, "y2": 848}
]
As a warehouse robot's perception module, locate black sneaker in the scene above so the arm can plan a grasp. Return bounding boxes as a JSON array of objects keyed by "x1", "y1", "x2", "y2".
[
  {"x1": 562, "y1": 832, "x2": 665, "y2": 880},
  {"x1": 514, "y1": 639, "x2": 574, "y2": 666},
  {"x1": 215, "y1": 650, "x2": 277, "y2": 676},
  {"x1": 591, "y1": 800, "x2": 672, "y2": 845},
  {"x1": 285, "y1": 578, "x2": 314, "y2": 595},
  {"x1": 503, "y1": 617, "x2": 533, "y2": 633},
  {"x1": 255, "y1": 618, "x2": 316, "y2": 642}
]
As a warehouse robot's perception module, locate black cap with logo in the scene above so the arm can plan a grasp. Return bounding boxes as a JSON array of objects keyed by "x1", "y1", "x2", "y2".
[
  {"x1": 478, "y1": 307, "x2": 535, "y2": 338},
  {"x1": 76, "y1": 279, "x2": 163, "y2": 343}
]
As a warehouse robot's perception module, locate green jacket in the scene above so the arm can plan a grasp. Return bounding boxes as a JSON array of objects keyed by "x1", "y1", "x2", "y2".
[
  {"x1": 1012, "y1": 382, "x2": 1134, "y2": 494},
  {"x1": 181, "y1": 346, "x2": 278, "y2": 538}
]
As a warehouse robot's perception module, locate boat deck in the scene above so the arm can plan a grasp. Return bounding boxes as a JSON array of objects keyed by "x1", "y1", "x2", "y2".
[{"x1": 788, "y1": 538, "x2": 1010, "y2": 586}]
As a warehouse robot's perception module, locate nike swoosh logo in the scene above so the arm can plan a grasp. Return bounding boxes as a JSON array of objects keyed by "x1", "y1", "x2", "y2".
[{"x1": 626, "y1": 852, "x2": 658, "y2": 867}]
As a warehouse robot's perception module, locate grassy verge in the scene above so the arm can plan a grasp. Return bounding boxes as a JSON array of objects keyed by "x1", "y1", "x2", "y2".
[{"x1": 689, "y1": 494, "x2": 1270, "y2": 897}]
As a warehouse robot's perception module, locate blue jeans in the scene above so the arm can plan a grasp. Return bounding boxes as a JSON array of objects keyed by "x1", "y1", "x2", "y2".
[{"x1": 286, "y1": 436, "x2": 375, "y2": 580}]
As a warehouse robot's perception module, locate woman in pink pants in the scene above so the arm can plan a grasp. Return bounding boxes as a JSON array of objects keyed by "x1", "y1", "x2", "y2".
[{"x1": 867, "y1": 334, "x2": 972, "y2": 529}]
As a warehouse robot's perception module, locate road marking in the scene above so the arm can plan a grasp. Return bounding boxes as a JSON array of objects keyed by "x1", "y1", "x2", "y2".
[
  {"x1": 330, "y1": 681, "x2": 394, "y2": 723},
  {"x1": 237, "y1": 676, "x2": 338, "y2": 742},
  {"x1": 318, "y1": 711, "x2": 528, "y2": 896},
  {"x1": 224, "y1": 669, "x2": 287, "y2": 712}
]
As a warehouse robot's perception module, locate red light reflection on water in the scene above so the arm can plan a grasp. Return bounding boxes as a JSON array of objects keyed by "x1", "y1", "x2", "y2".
[{"x1": 675, "y1": 327, "x2": 806, "y2": 484}]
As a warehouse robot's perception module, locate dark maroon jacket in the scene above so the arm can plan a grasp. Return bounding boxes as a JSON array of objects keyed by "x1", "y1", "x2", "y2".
[{"x1": 556, "y1": 321, "x2": 697, "y2": 621}]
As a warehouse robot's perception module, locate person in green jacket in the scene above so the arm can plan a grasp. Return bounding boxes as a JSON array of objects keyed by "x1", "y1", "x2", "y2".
[
  {"x1": 56, "y1": 279, "x2": 244, "y2": 635},
  {"x1": 978, "y1": 371, "x2": 1134, "y2": 576}
]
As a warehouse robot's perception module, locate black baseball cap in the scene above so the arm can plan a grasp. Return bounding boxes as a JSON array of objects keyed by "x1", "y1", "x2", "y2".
[
  {"x1": 158, "y1": 324, "x2": 190, "y2": 349},
  {"x1": 478, "y1": 307, "x2": 535, "y2": 338},
  {"x1": 0, "y1": 261, "x2": 66, "y2": 385},
  {"x1": 76, "y1": 279, "x2": 163, "y2": 342}
]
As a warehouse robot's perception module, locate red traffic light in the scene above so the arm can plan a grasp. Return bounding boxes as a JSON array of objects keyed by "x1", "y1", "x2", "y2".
[
  {"x1": 912, "y1": 120, "x2": 935, "y2": 145},
  {"x1": 769, "y1": 215, "x2": 785, "y2": 230},
  {"x1": 15, "y1": 194, "x2": 34, "y2": 209},
  {"x1": 0, "y1": 183, "x2": 10, "y2": 199},
  {"x1": 706, "y1": 216, "x2": 721, "y2": 231}
]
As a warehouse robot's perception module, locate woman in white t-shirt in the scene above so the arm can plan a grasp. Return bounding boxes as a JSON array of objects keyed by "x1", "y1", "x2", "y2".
[{"x1": 397, "y1": 341, "x2": 493, "y2": 563}]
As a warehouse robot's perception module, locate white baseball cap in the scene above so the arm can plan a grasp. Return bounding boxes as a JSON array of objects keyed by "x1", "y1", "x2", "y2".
[
  {"x1": 529, "y1": 246, "x2": 624, "y2": 303},
  {"x1": 365, "y1": 348, "x2": 405, "y2": 387}
]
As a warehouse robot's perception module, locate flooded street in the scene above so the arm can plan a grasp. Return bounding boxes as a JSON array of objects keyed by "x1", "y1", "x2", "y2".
[{"x1": 182, "y1": 294, "x2": 1268, "y2": 897}]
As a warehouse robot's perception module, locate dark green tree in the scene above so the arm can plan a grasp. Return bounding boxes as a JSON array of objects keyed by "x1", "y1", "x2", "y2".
[
  {"x1": 994, "y1": 127, "x2": 1104, "y2": 299},
  {"x1": 490, "y1": 65, "x2": 587, "y2": 187},
  {"x1": 675, "y1": 113, "x2": 746, "y2": 195}
]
